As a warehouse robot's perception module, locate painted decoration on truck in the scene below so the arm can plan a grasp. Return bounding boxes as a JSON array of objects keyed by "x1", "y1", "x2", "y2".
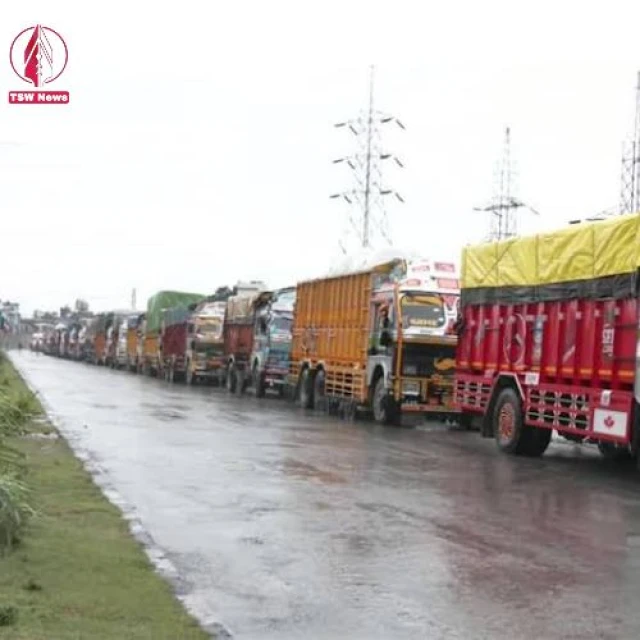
[
  {"x1": 532, "y1": 315, "x2": 544, "y2": 366},
  {"x1": 593, "y1": 409, "x2": 627, "y2": 439},
  {"x1": 503, "y1": 313, "x2": 526, "y2": 366}
]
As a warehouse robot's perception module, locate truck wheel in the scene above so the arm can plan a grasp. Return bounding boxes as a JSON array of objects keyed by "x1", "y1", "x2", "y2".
[
  {"x1": 521, "y1": 427, "x2": 552, "y2": 457},
  {"x1": 254, "y1": 366, "x2": 266, "y2": 398},
  {"x1": 372, "y1": 376, "x2": 400, "y2": 425},
  {"x1": 492, "y1": 387, "x2": 549, "y2": 456},
  {"x1": 493, "y1": 388, "x2": 524, "y2": 453},
  {"x1": 226, "y1": 364, "x2": 237, "y2": 393},
  {"x1": 298, "y1": 368, "x2": 314, "y2": 409},
  {"x1": 236, "y1": 370, "x2": 245, "y2": 395},
  {"x1": 314, "y1": 369, "x2": 327, "y2": 412},
  {"x1": 598, "y1": 442, "x2": 632, "y2": 461}
]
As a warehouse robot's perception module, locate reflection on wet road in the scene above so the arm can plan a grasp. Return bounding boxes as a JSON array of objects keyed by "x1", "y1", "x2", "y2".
[{"x1": 13, "y1": 351, "x2": 640, "y2": 639}]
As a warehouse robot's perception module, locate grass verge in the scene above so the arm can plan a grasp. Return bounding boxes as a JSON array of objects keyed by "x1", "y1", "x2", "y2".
[{"x1": 0, "y1": 356, "x2": 210, "y2": 639}]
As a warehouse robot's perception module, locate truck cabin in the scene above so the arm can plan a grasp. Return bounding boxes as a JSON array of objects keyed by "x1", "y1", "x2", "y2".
[
  {"x1": 399, "y1": 291, "x2": 449, "y2": 336},
  {"x1": 370, "y1": 285, "x2": 457, "y2": 381},
  {"x1": 188, "y1": 316, "x2": 224, "y2": 351},
  {"x1": 252, "y1": 291, "x2": 294, "y2": 343}
]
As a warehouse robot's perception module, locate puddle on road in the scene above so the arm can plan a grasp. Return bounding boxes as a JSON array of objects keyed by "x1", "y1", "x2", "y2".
[
  {"x1": 89, "y1": 402, "x2": 120, "y2": 410},
  {"x1": 149, "y1": 409, "x2": 186, "y2": 422},
  {"x1": 281, "y1": 457, "x2": 347, "y2": 484}
]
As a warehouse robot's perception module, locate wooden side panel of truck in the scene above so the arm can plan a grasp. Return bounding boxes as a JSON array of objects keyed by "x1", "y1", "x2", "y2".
[
  {"x1": 142, "y1": 333, "x2": 160, "y2": 373},
  {"x1": 126, "y1": 328, "x2": 138, "y2": 363},
  {"x1": 224, "y1": 324, "x2": 254, "y2": 365},
  {"x1": 290, "y1": 270, "x2": 371, "y2": 402},
  {"x1": 162, "y1": 323, "x2": 187, "y2": 360},
  {"x1": 94, "y1": 333, "x2": 106, "y2": 364}
]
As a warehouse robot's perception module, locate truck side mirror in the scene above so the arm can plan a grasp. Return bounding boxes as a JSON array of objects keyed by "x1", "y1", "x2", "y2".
[{"x1": 380, "y1": 330, "x2": 391, "y2": 347}]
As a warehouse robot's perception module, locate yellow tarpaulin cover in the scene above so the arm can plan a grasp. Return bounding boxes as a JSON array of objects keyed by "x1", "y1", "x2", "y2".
[{"x1": 461, "y1": 213, "x2": 640, "y2": 289}]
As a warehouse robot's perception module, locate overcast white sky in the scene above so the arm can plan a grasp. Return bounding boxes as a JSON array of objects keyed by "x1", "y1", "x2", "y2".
[{"x1": 3, "y1": 1, "x2": 640, "y2": 315}]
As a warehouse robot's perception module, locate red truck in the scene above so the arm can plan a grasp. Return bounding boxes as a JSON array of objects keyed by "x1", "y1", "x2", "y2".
[
  {"x1": 455, "y1": 214, "x2": 639, "y2": 461},
  {"x1": 223, "y1": 281, "x2": 267, "y2": 393}
]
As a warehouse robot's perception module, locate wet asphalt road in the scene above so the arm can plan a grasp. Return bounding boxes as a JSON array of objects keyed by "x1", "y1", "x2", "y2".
[{"x1": 11, "y1": 351, "x2": 640, "y2": 639}]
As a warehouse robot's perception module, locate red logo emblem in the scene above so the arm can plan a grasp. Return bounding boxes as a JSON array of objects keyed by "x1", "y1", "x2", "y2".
[
  {"x1": 604, "y1": 415, "x2": 615, "y2": 429},
  {"x1": 8, "y1": 25, "x2": 69, "y2": 105}
]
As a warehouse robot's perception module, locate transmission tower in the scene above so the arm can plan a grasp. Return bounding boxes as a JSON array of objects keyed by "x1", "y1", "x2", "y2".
[
  {"x1": 330, "y1": 65, "x2": 405, "y2": 252},
  {"x1": 474, "y1": 126, "x2": 539, "y2": 241},
  {"x1": 619, "y1": 71, "x2": 640, "y2": 214}
]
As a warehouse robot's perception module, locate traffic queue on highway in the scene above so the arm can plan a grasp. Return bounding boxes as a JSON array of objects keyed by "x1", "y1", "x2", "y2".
[{"x1": 35, "y1": 213, "x2": 640, "y2": 467}]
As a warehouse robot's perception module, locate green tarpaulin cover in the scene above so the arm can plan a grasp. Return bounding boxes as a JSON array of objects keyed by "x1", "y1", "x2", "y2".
[{"x1": 145, "y1": 290, "x2": 205, "y2": 334}]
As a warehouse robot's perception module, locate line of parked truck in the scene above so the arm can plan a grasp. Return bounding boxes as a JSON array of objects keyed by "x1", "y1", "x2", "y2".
[
  {"x1": 36, "y1": 255, "x2": 462, "y2": 424},
  {"x1": 36, "y1": 212, "x2": 640, "y2": 468}
]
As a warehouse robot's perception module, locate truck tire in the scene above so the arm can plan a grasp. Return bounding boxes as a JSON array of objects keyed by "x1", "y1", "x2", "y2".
[
  {"x1": 493, "y1": 387, "x2": 551, "y2": 457},
  {"x1": 298, "y1": 368, "x2": 314, "y2": 409},
  {"x1": 237, "y1": 370, "x2": 247, "y2": 395},
  {"x1": 521, "y1": 427, "x2": 552, "y2": 457},
  {"x1": 372, "y1": 376, "x2": 400, "y2": 426},
  {"x1": 226, "y1": 364, "x2": 237, "y2": 393},
  {"x1": 493, "y1": 387, "x2": 524, "y2": 453},
  {"x1": 314, "y1": 369, "x2": 327, "y2": 412},
  {"x1": 598, "y1": 442, "x2": 632, "y2": 461},
  {"x1": 254, "y1": 366, "x2": 266, "y2": 398}
]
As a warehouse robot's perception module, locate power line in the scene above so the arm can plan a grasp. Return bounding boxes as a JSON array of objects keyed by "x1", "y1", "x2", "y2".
[{"x1": 330, "y1": 65, "x2": 405, "y2": 251}]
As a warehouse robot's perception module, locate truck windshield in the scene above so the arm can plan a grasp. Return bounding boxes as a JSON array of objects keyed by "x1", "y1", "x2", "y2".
[
  {"x1": 196, "y1": 320, "x2": 222, "y2": 338},
  {"x1": 270, "y1": 316, "x2": 292, "y2": 334},
  {"x1": 400, "y1": 294, "x2": 446, "y2": 329}
]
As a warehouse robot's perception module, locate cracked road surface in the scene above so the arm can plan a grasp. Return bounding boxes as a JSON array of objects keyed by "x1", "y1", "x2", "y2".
[{"x1": 12, "y1": 351, "x2": 640, "y2": 639}]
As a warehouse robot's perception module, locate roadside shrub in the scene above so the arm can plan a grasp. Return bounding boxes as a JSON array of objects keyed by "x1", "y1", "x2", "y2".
[
  {"x1": 0, "y1": 474, "x2": 33, "y2": 552},
  {"x1": 0, "y1": 354, "x2": 36, "y2": 552},
  {"x1": 0, "y1": 605, "x2": 17, "y2": 627},
  {"x1": 0, "y1": 389, "x2": 37, "y2": 438},
  {"x1": 0, "y1": 442, "x2": 24, "y2": 475}
]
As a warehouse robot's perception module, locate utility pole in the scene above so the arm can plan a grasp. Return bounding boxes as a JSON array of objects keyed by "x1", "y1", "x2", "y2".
[
  {"x1": 131, "y1": 288, "x2": 136, "y2": 311},
  {"x1": 474, "y1": 126, "x2": 539, "y2": 241},
  {"x1": 331, "y1": 65, "x2": 405, "y2": 252},
  {"x1": 619, "y1": 71, "x2": 640, "y2": 214}
]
